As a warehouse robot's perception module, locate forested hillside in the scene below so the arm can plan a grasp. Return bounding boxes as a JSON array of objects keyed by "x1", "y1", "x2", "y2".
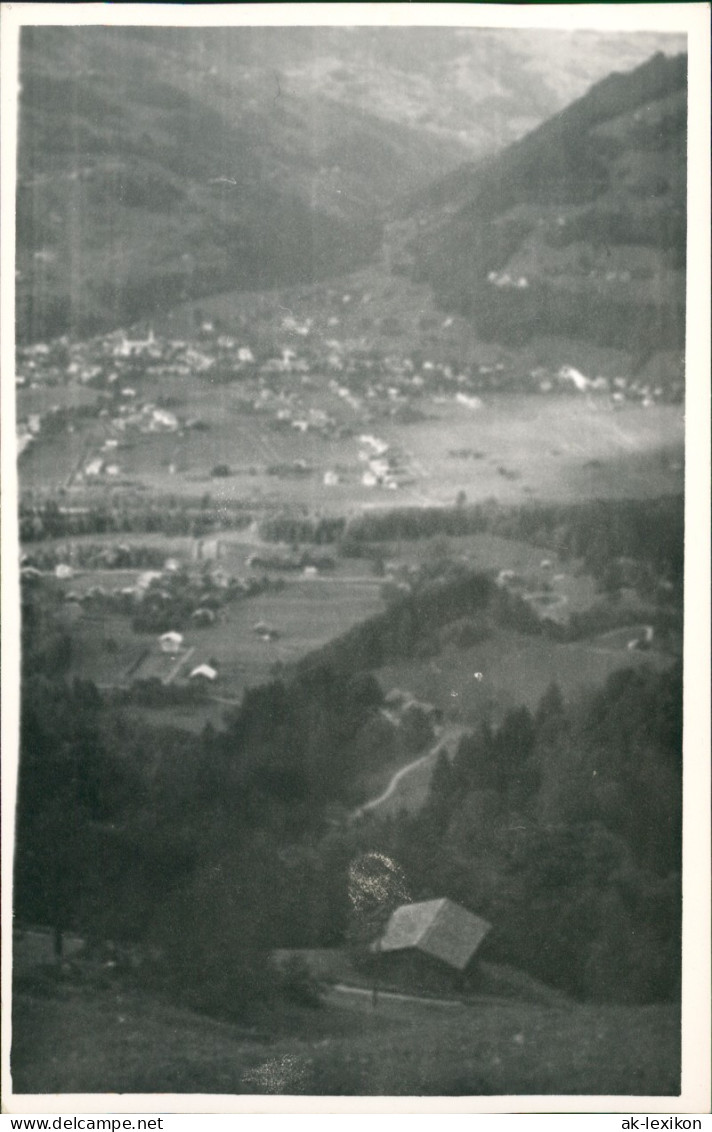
[
  {"x1": 16, "y1": 29, "x2": 686, "y2": 345},
  {"x1": 403, "y1": 52, "x2": 686, "y2": 369},
  {"x1": 15, "y1": 545, "x2": 681, "y2": 1012}
]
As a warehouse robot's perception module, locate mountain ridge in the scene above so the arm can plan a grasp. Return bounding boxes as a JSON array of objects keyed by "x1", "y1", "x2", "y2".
[
  {"x1": 400, "y1": 51, "x2": 686, "y2": 365},
  {"x1": 15, "y1": 28, "x2": 686, "y2": 343}
]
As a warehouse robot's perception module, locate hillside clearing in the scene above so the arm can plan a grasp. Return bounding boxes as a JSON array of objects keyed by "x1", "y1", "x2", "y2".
[
  {"x1": 377, "y1": 628, "x2": 676, "y2": 725},
  {"x1": 11, "y1": 976, "x2": 679, "y2": 1096}
]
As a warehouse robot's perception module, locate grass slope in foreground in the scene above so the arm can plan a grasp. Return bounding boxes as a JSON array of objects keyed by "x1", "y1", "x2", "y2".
[{"x1": 12, "y1": 970, "x2": 679, "y2": 1096}]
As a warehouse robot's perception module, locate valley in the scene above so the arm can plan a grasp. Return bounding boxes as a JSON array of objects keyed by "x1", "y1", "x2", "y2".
[{"x1": 9, "y1": 24, "x2": 692, "y2": 1104}]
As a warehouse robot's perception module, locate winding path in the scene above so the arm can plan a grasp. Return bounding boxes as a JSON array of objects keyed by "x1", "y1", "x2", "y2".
[{"x1": 352, "y1": 724, "x2": 468, "y2": 821}]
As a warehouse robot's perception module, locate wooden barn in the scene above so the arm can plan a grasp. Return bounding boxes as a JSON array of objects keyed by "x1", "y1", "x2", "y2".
[{"x1": 371, "y1": 898, "x2": 491, "y2": 995}]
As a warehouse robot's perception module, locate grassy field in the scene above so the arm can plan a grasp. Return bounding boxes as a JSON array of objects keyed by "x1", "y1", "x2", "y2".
[
  {"x1": 169, "y1": 576, "x2": 385, "y2": 693},
  {"x1": 377, "y1": 628, "x2": 677, "y2": 726},
  {"x1": 64, "y1": 613, "x2": 149, "y2": 687},
  {"x1": 376, "y1": 396, "x2": 684, "y2": 507},
  {"x1": 64, "y1": 572, "x2": 385, "y2": 706},
  {"x1": 17, "y1": 383, "x2": 99, "y2": 417},
  {"x1": 10, "y1": 972, "x2": 680, "y2": 1096},
  {"x1": 19, "y1": 383, "x2": 683, "y2": 511}
]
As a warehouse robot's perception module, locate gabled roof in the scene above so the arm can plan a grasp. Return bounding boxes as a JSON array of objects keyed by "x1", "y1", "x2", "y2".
[
  {"x1": 189, "y1": 664, "x2": 217, "y2": 681},
  {"x1": 377, "y1": 898, "x2": 491, "y2": 971}
]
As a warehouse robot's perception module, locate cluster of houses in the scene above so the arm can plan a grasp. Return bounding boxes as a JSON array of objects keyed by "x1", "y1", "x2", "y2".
[
  {"x1": 496, "y1": 561, "x2": 572, "y2": 632},
  {"x1": 16, "y1": 301, "x2": 679, "y2": 477},
  {"x1": 358, "y1": 434, "x2": 415, "y2": 491}
]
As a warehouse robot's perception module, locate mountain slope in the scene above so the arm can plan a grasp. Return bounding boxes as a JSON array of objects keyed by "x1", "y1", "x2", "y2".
[
  {"x1": 15, "y1": 27, "x2": 686, "y2": 344},
  {"x1": 15, "y1": 27, "x2": 465, "y2": 342},
  {"x1": 403, "y1": 52, "x2": 687, "y2": 369},
  {"x1": 267, "y1": 26, "x2": 687, "y2": 158}
]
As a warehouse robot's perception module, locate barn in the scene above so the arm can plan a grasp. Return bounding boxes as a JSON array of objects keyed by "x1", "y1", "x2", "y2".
[
  {"x1": 371, "y1": 898, "x2": 491, "y2": 994},
  {"x1": 159, "y1": 631, "x2": 183, "y2": 655}
]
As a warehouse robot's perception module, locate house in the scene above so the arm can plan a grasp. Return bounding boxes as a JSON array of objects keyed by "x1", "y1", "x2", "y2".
[
  {"x1": 373, "y1": 898, "x2": 491, "y2": 991},
  {"x1": 455, "y1": 392, "x2": 482, "y2": 411},
  {"x1": 558, "y1": 365, "x2": 590, "y2": 392},
  {"x1": 384, "y1": 687, "x2": 409, "y2": 708},
  {"x1": 151, "y1": 409, "x2": 179, "y2": 432},
  {"x1": 55, "y1": 563, "x2": 74, "y2": 580},
  {"x1": 136, "y1": 571, "x2": 162, "y2": 593},
  {"x1": 189, "y1": 664, "x2": 217, "y2": 682},
  {"x1": 523, "y1": 591, "x2": 570, "y2": 635},
  {"x1": 191, "y1": 607, "x2": 216, "y2": 626},
  {"x1": 628, "y1": 625, "x2": 654, "y2": 651},
  {"x1": 209, "y1": 568, "x2": 230, "y2": 589},
  {"x1": 252, "y1": 621, "x2": 279, "y2": 641},
  {"x1": 159, "y1": 631, "x2": 183, "y2": 655}
]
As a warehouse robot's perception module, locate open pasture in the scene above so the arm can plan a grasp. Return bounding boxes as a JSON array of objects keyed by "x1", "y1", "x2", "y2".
[
  {"x1": 377, "y1": 627, "x2": 677, "y2": 726},
  {"x1": 19, "y1": 426, "x2": 98, "y2": 490},
  {"x1": 179, "y1": 575, "x2": 385, "y2": 694},
  {"x1": 383, "y1": 533, "x2": 601, "y2": 613},
  {"x1": 12, "y1": 972, "x2": 680, "y2": 1096},
  {"x1": 135, "y1": 391, "x2": 680, "y2": 508},
  {"x1": 63, "y1": 613, "x2": 149, "y2": 687},
  {"x1": 20, "y1": 377, "x2": 683, "y2": 513},
  {"x1": 62, "y1": 571, "x2": 385, "y2": 711},
  {"x1": 17, "y1": 382, "x2": 99, "y2": 417},
  {"x1": 378, "y1": 395, "x2": 684, "y2": 506}
]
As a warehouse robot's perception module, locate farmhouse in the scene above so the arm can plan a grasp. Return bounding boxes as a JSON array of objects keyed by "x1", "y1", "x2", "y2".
[
  {"x1": 373, "y1": 898, "x2": 491, "y2": 992},
  {"x1": 150, "y1": 409, "x2": 179, "y2": 432},
  {"x1": 523, "y1": 591, "x2": 571, "y2": 633},
  {"x1": 253, "y1": 621, "x2": 279, "y2": 641},
  {"x1": 628, "y1": 625, "x2": 654, "y2": 651},
  {"x1": 189, "y1": 664, "x2": 218, "y2": 682},
  {"x1": 136, "y1": 571, "x2": 162, "y2": 593},
  {"x1": 159, "y1": 631, "x2": 183, "y2": 655},
  {"x1": 558, "y1": 365, "x2": 590, "y2": 392},
  {"x1": 191, "y1": 607, "x2": 216, "y2": 626}
]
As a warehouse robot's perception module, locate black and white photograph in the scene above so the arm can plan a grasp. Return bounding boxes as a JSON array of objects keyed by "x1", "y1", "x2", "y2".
[{"x1": 2, "y1": 2, "x2": 709, "y2": 1113}]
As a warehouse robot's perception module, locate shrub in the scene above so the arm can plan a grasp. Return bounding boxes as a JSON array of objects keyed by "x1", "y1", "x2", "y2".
[{"x1": 276, "y1": 955, "x2": 322, "y2": 1008}]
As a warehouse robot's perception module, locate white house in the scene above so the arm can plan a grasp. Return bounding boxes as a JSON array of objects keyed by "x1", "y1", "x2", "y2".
[
  {"x1": 189, "y1": 664, "x2": 218, "y2": 682},
  {"x1": 159, "y1": 631, "x2": 183, "y2": 655},
  {"x1": 558, "y1": 365, "x2": 590, "y2": 392}
]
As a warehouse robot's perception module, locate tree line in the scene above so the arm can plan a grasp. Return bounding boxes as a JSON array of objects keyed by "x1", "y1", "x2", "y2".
[{"x1": 14, "y1": 567, "x2": 681, "y2": 1016}]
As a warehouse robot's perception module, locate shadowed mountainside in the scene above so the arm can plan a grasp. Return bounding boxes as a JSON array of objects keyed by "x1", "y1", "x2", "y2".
[
  {"x1": 400, "y1": 52, "x2": 686, "y2": 369},
  {"x1": 16, "y1": 27, "x2": 685, "y2": 344}
]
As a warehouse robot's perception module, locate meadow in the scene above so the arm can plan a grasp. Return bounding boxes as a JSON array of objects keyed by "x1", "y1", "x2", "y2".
[
  {"x1": 376, "y1": 395, "x2": 684, "y2": 507},
  {"x1": 19, "y1": 382, "x2": 684, "y2": 512},
  {"x1": 377, "y1": 627, "x2": 676, "y2": 725},
  {"x1": 11, "y1": 969, "x2": 680, "y2": 1096},
  {"x1": 64, "y1": 570, "x2": 386, "y2": 708}
]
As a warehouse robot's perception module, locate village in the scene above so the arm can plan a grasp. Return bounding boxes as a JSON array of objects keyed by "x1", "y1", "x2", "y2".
[{"x1": 15, "y1": 298, "x2": 681, "y2": 494}]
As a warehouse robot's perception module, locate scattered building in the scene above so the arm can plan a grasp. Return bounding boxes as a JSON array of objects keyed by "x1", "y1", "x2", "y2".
[
  {"x1": 189, "y1": 663, "x2": 218, "y2": 682},
  {"x1": 373, "y1": 898, "x2": 491, "y2": 989},
  {"x1": 159, "y1": 631, "x2": 183, "y2": 655},
  {"x1": 191, "y1": 607, "x2": 216, "y2": 626}
]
